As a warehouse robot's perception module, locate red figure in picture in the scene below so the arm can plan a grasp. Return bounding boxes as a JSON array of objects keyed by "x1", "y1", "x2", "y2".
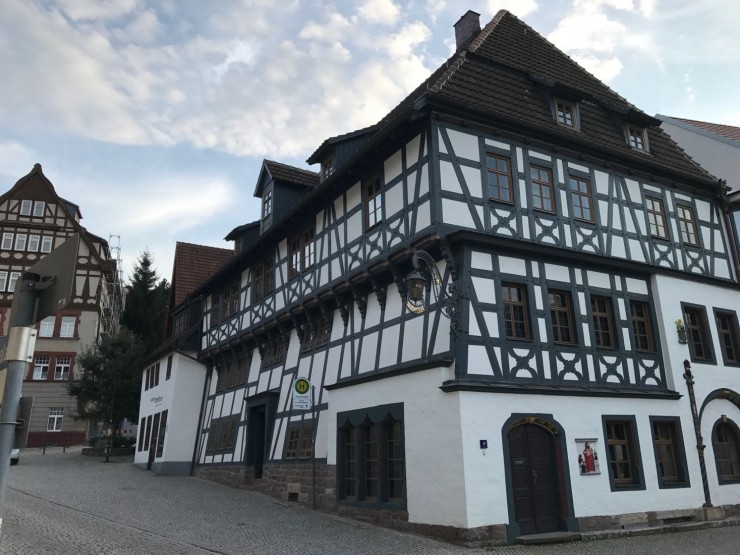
[{"x1": 583, "y1": 443, "x2": 596, "y2": 473}]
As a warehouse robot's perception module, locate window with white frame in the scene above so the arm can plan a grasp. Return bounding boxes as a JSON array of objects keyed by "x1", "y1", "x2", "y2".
[
  {"x1": 40, "y1": 236, "x2": 53, "y2": 253},
  {"x1": 54, "y1": 357, "x2": 71, "y2": 380},
  {"x1": 33, "y1": 356, "x2": 50, "y2": 380},
  {"x1": 19, "y1": 200, "x2": 32, "y2": 216},
  {"x1": 59, "y1": 316, "x2": 75, "y2": 338},
  {"x1": 0, "y1": 272, "x2": 7, "y2": 292},
  {"x1": 39, "y1": 316, "x2": 55, "y2": 337},
  {"x1": 14, "y1": 234, "x2": 27, "y2": 251},
  {"x1": 8, "y1": 272, "x2": 21, "y2": 293},
  {"x1": 47, "y1": 408, "x2": 64, "y2": 432},
  {"x1": 1, "y1": 233, "x2": 13, "y2": 250},
  {"x1": 27, "y1": 235, "x2": 40, "y2": 252},
  {"x1": 33, "y1": 201, "x2": 45, "y2": 217}
]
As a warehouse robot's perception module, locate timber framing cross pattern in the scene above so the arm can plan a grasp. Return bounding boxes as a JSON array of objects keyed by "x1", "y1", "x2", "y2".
[{"x1": 133, "y1": 8, "x2": 740, "y2": 547}]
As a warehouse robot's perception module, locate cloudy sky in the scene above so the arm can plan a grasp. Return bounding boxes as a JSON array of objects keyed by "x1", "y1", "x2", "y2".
[{"x1": 1, "y1": 0, "x2": 738, "y2": 282}]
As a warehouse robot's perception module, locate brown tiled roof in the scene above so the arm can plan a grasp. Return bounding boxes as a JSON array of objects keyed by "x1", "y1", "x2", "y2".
[
  {"x1": 356, "y1": 10, "x2": 715, "y2": 186},
  {"x1": 673, "y1": 118, "x2": 740, "y2": 143},
  {"x1": 171, "y1": 242, "x2": 233, "y2": 306},
  {"x1": 264, "y1": 160, "x2": 319, "y2": 189}
]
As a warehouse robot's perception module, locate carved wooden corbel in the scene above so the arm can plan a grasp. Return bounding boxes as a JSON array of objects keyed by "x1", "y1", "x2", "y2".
[
  {"x1": 371, "y1": 279, "x2": 387, "y2": 312},
  {"x1": 352, "y1": 289, "x2": 367, "y2": 320}
]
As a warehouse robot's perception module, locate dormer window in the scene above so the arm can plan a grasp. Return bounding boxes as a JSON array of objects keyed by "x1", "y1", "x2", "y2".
[
  {"x1": 555, "y1": 99, "x2": 578, "y2": 129},
  {"x1": 262, "y1": 189, "x2": 273, "y2": 220},
  {"x1": 320, "y1": 156, "x2": 334, "y2": 182},
  {"x1": 627, "y1": 124, "x2": 648, "y2": 151}
]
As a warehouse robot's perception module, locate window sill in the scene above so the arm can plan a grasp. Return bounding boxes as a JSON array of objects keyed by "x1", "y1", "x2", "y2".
[
  {"x1": 487, "y1": 198, "x2": 515, "y2": 206},
  {"x1": 656, "y1": 481, "x2": 690, "y2": 489}
]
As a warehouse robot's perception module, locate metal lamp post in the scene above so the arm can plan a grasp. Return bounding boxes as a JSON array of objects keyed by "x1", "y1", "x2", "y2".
[
  {"x1": 404, "y1": 249, "x2": 457, "y2": 319},
  {"x1": 683, "y1": 359, "x2": 712, "y2": 507}
]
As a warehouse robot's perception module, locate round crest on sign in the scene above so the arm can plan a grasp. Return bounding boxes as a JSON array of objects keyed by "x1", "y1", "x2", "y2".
[{"x1": 294, "y1": 378, "x2": 310, "y2": 395}]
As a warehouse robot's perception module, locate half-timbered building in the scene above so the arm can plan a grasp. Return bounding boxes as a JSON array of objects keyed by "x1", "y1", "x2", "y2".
[
  {"x1": 134, "y1": 241, "x2": 232, "y2": 475},
  {"x1": 0, "y1": 164, "x2": 124, "y2": 447},
  {"x1": 189, "y1": 10, "x2": 740, "y2": 544}
]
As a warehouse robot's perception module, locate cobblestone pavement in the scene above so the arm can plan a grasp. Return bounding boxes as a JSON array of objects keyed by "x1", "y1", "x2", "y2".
[{"x1": 0, "y1": 447, "x2": 737, "y2": 554}]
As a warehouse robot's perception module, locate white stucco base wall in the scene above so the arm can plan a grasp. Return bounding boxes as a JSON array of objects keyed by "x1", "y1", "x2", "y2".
[
  {"x1": 326, "y1": 366, "x2": 716, "y2": 531},
  {"x1": 458, "y1": 392, "x2": 705, "y2": 529}
]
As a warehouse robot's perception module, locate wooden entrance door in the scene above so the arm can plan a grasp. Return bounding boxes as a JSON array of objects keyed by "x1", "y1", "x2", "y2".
[
  {"x1": 246, "y1": 405, "x2": 267, "y2": 478},
  {"x1": 508, "y1": 424, "x2": 560, "y2": 535}
]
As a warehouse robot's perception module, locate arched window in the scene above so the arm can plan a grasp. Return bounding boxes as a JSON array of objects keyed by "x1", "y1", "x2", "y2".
[{"x1": 712, "y1": 420, "x2": 740, "y2": 483}]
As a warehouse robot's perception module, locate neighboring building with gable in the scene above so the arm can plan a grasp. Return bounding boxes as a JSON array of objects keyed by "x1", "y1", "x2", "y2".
[
  {"x1": 134, "y1": 241, "x2": 232, "y2": 475},
  {"x1": 179, "y1": 9, "x2": 740, "y2": 545},
  {"x1": 658, "y1": 116, "x2": 740, "y2": 264},
  {"x1": 0, "y1": 164, "x2": 124, "y2": 448}
]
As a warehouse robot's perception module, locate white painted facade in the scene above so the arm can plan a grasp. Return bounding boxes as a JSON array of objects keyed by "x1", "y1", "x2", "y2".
[
  {"x1": 134, "y1": 352, "x2": 206, "y2": 476},
  {"x1": 187, "y1": 12, "x2": 740, "y2": 545}
]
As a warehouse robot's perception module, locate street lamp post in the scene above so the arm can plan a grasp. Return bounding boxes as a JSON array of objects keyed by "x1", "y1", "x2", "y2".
[{"x1": 683, "y1": 359, "x2": 712, "y2": 507}]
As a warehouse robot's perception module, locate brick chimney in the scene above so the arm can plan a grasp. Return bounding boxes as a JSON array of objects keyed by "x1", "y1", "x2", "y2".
[{"x1": 454, "y1": 10, "x2": 481, "y2": 51}]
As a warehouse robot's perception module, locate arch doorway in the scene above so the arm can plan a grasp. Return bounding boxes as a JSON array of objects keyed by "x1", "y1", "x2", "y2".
[{"x1": 506, "y1": 417, "x2": 569, "y2": 537}]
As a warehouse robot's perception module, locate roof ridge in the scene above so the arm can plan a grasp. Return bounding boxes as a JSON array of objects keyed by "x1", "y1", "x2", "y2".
[
  {"x1": 428, "y1": 54, "x2": 466, "y2": 93},
  {"x1": 264, "y1": 159, "x2": 318, "y2": 175},
  {"x1": 429, "y1": 10, "x2": 508, "y2": 94},
  {"x1": 467, "y1": 9, "x2": 508, "y2": 52}
]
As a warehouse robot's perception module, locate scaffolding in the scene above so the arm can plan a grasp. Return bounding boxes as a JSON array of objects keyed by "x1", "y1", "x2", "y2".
[{"x1": 100, "y1": 234, "x2": 125, "y2": 337}]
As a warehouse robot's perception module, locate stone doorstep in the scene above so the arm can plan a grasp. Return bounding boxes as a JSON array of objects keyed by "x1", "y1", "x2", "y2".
[{"x1": 517, "y1": 532, "x2": 581, "y2": 545}]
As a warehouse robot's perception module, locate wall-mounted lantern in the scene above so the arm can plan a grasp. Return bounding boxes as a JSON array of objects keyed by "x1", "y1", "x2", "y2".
[{"x1": 404, "y1": 249, "x2": 457, "y2": 319}]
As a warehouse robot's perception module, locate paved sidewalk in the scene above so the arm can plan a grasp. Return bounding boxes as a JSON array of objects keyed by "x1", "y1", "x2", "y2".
[{"x1": 0, "y1": 447, "x2": 739, "y2": 554}]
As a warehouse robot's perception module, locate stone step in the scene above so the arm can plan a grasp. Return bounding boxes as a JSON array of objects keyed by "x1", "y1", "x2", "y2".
[{"x1": 517, "y1": 531, "x2": 582, "y2": 545}]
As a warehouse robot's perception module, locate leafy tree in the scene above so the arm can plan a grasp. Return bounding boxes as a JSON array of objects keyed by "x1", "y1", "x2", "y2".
[
  {"x1": 67, "y1": 328, "x2": 146, "y2": 432},
  {"x1": 122, "y1": 250, "x2": 170, "y2": 354}
]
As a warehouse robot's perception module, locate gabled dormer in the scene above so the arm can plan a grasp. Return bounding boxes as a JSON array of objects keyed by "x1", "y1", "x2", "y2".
[
  {"x1": 307, "y1": 125, "x2": 378, "y2": 183},
  {"x1": 254, "y1": 160, "x2": 319, "y2": 234},
  {"x1": 225, "y1": 221, "x2": 260, "y2": 254}
]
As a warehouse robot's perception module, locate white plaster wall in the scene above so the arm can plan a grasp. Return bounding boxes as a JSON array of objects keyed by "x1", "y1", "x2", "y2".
[
  {"x1": 326, "y1": 367, "x2": 468, "y2": 527},
  {"x1": 458, "y1": 392, "x2": 704, "y2": 528},
  {"x1": 135, "y1": 352, "x2": 206, "y2": 465},
  {"x1": 651, "y1": 273, "x2": 740, "y2": 501}
]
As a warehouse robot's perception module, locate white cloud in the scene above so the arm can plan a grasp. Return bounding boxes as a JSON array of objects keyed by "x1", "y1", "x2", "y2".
[
  {"x1": 571, "y1": 54, "x2": 624, "y2": 83},
  {"x1": 383, "y1": 21, "x2": 431, "y2": 58},
  {"x1": 298, "y1": 11, "x2": 353, "y2": 43},
  {"x1": 357, "y1": 0, "x2": 402, "y2": 25},
  {"x1": 548, "y1": 12, "x2": 625, "y2": 54},
  {"x1": 486, "y1": 0, "x2": 538, "y2": 18},
  {"x1": 214, "y1": 40, "x2": 262, "y2": 79},
  {"x1": 55, "y1": 0, "x2": 138, "y2": 21},
  {"x1": 114, "y1": 9, "x2": 162, "y2": 44}
]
